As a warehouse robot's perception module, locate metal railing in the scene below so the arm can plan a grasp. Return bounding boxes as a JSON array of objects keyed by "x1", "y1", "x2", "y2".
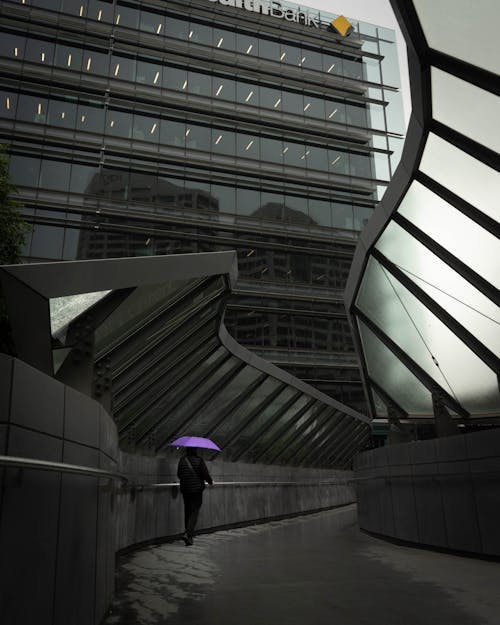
[
  {"x1": 0, "y1": 455, "x2": 356, "y2": 488},
  {"x1": 4, "y1": 455, "x2": 494, "y2": 489},
  {"x1": 0, "y1": 455, "x2": 127, "y2": 484}
]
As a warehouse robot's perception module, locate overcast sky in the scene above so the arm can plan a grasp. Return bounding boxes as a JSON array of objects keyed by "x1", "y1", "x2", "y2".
[{"x1": 303, "y1": 0, "x2": 412, "y2": 127}]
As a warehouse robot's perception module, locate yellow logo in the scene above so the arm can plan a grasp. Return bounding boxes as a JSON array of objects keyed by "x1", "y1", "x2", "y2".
[{"x1": 330, "y1": 15, "x2": 353, "y2": 37}]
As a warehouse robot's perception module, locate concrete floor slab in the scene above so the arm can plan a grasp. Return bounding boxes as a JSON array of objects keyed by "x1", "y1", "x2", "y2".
[{"x1": 103, "y1": 505, "x2": 500, "y2": 625}]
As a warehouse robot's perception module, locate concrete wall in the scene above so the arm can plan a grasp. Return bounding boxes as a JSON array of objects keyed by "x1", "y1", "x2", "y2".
[
  {"x1": 0, "y1": 356, "x2": 355, "y2": 625},
  {"x1": 354, "y1": 431, "x2": 500, "y2": 557},
  {"x1": 115, "y1": 454, "x2": 355, "y2": 552},
  {"x1": 0, "y1": 355, "x2": 118, "y2": 625}
]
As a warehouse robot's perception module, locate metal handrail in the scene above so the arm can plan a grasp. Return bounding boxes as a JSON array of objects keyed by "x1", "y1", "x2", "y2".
[
  {"x1": 3, "y1": 455, "x2": 493, "y2": 489},
  {"x1": 0, "y1": 455, "x2": 127, "y2": 483},
  {"x1": 0, "y1": 457, "x2": 354, "y2": 488},
  {"x1": 146, "y1": 480, "x2": 354, "y2": 489}
]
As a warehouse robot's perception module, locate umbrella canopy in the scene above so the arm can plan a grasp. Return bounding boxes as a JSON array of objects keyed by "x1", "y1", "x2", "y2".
[{"x1": 170, "y1": 436, "x2": 221, "y2": 451}]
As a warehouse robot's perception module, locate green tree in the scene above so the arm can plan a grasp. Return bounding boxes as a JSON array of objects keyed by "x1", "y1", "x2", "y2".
[{"x1": 0, "y1": 146, "x2": 30, "y2": 354}]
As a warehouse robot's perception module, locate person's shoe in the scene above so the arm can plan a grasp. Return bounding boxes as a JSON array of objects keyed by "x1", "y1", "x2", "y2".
[
  {"x1": 182, "y1": 533, "x2": 190, "y2": 546},
  {"x1": 187, "y1": 535, "x2": 194, "y2": 546}
]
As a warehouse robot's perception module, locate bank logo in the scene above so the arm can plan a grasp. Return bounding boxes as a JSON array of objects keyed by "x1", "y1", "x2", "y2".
[{"x1": 330, "y1": 15, "x2": 353, "y2": 37}]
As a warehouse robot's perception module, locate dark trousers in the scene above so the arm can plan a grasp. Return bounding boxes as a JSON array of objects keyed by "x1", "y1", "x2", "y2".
[{"x1": 182, "y1": 492, "x2": 203, "y2": 536}]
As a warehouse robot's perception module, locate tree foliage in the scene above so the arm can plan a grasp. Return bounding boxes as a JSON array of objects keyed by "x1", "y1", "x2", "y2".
[{"x1": 0, "y1": 145, "x2": 30, "y2": 354}]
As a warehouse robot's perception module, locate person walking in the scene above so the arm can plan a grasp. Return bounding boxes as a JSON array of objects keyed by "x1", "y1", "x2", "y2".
[{"x1": 177, "y1": 447, "x2": 213, "y2": 545}]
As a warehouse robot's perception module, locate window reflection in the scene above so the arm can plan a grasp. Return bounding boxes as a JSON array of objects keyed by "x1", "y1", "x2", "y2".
[
  {"x1": 189, "y1": 71, "x2": 211, "y2": 96},
  {"x1": 188, "y1": 21, "x2": 212, "y2": 45},
  {"x1": 237, "y1": 34, "x2": 257, "y2": 56},
  {"x1": 55, "y1": 44, "x2": 82, "y2": 71},
  {"x1": 213, "y1": 28, "x2": 235, "y2": 50},
  {"x1": 140, "y1": 10, "x2": 165, "y2": 34},
  {"x1": 0, "y1": 91, "x2": 17, "y2": 119},
  {"x1": 163, "y1": 66, "x2": 187, "y2": 91},
  {"x1": 88, "y1": 0, "x2": 114, "y2": 23},
  {"x1": 17, "y1": 94, "x2": 48, "y2": 123},
  {"x1": 25, "y1": 39, "x2": 54, "y2": 65},
  {"x1": 165, "y1": 17, "x2": 188, "y2": 39},
  {"x1": 137, "y1": 61, "x2": 162, "y2": 86},
  {"x1": 48, "y1": 98, "x2": 77, "y2": 129},
  {"x1": 76, "y1": 102, "x2": 105, "y2": 134},
  {"x1": 160, "y1": 119, "x2": 185, "y2": 147}
]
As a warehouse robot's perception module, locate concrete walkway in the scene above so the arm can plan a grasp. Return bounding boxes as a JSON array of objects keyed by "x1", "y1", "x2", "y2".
[{"x1": 104, "y1": 505, "x2": 500, "y2": 625}]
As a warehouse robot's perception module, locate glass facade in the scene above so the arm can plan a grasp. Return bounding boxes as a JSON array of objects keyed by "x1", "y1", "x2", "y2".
[{"x1": 0, "y1": 0, "x2": 404, "y2": 413}]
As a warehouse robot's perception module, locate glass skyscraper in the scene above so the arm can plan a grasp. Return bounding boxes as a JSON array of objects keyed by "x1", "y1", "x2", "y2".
[{"x1": 0, "y1": 0, "x2": 404, "y2": 414}]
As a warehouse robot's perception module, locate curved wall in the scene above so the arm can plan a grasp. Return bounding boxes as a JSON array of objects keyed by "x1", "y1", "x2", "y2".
[
  {"x1": 0, "y1": 355, "x2": 355, "y2": 625},
  {"x1": 0, "y1": 354, "x2": 118, "y2": 625},
  {"x1": 354, "y1": 430, "x2": 500, "y2": 557}
]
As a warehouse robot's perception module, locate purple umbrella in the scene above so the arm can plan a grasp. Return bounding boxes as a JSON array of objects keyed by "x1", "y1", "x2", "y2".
[{"x1": 170, "y1": 436, "x2": 221, "y2": 451}]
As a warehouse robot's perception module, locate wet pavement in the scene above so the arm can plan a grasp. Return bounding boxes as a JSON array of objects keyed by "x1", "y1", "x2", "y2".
[{"x1": 103, "y1": 504, "x2": 500, "y2": 625}]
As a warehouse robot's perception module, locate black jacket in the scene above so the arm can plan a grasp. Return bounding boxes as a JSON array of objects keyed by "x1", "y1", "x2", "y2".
[{"x1": 177, "y1": 454, "x2": 213, "y2": 494}]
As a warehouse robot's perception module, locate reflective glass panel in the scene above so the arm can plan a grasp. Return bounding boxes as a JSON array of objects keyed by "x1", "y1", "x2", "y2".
[
  {"x1": 375, "y1": 221, "x2": 500, "y2": 355},
  {"x1": 188, "y1": 71, "x2": 211, "y2": 97},
  {"x1": 77, "y1": 102, "x2": 105, "y2": 134},
  {"x1": 55, "y1": 45, "x2": 83, "y2": 71},
  {"x1": 0, "y1": 91, "x2": 16, "y2": 120},
  {"x1": 30, "y1": 225, "x2": 64, "y2": 260},
  {"x1": 358, "y1": 257, "x2": 500, "y2": 413},
  {"x1": 165, "y1": 17, "x2": 188, "y2": 39},
  {"x1": 91, "y1": 0, "x2": 115, "y2": 21},
  {"x1": 186, "y1": 366, "x2": 262, "y2": 434},
  {"x1": 213, "y1": 77, "x2": 235, "y2": 101},
  {"x1": 137, "y1": 61, "x2": 162, "y2": 86},
  {"x1": 25, "y1": 39, "x2": 54, "y2": 65},
  {"x1": 210, "y1": 376, "x2": 283, "y2": 452},
  {"x1": 50, "y1": 290, "x2": 110, "y2": 337},
  {"x1": 140, "y1": 10, "x2": 165, "y2": 35},
  {"x1": 236, "y1": 134, "x2": 259, "y2": 160},
  {"x1": 0, "y1": 33, "x2": 25, "y2": 60},
  {"x1": 245, "y1": 394, "x2": 311, "y2": 461},
  {"x1": 358, "y1": 319, "x2": 433, "y2": 416},
  {"x1": 413, "y1": 0, "x2": 498, "y2": 74},
  {"x1": 431, "y1": 67, "x2": 500, "y2": 153},
  {"x1": 398, "y1": 181, "x2": 500, "y2": 289},
  {"x1": 9, "y1": 155, "x2": 40, "y2": 187},
  {"x1": 308, "y1": 198, "x2": 331, "y2": 227},
  {"x1": 17, "y1": 94, "x2": 48, "y2": 124},
  {"x1": 40, "y1": 159, "x2": 71, "y2": 191},
  {"x1": 258, "y1": 401, "x2": 319, "y2": 464},
  {"x1": 420, "y1": 133, "x2": 499, "y2": 222},
  {"x1": 213, "y1": 28, "x2": 235, "y2": 51},
  {"x1": 188, "y1": 21, "x2": 212, "y2": 45}
]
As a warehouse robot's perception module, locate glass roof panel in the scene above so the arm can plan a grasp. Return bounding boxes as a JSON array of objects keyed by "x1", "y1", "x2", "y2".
[
  {"x1": 397, "y1": 181, "x2": 500, "y2": 289},
  {"x1": 412, "y1": 0, "x2": 499, "y2": 74},
  {"x1": 258, "y1": 402, "x2": 322, "y2": 464},
  {"x1": 357, "y1": 257, "x2": 500, "y2": 414},
  {"x1": 153, "y1": 351, "x2": 236, "y2": 439},
  {"x1": 375, "y1": 222, "x2": 500, "y2": 355},
  {"x1": 252, "y1": 396, "x2": 314, "y2": 462},
  {"x1": 372, "y1": 390, "x2": 389, "y2": 417},
  {"x1": 298, "y1": 415, "x2": 350, "y2": 466},
  {"x1": 237, "y1": 393, "x2": 311, "y2": 460},
  {"x1": 210, "y1": 376, "x2": 283, "y2": 453},
  {"x1": 420, "y1": 133, "x2": 499, "y2": 222},
  {"x1": 50, "y1": 290, "x2": 110, "y2": 338},
  {"x1": 94, "y1": 277, "x2": 214, "y2": 350},
  {"x1": 358, "y1": 319, "x2": 433, "y2": 416},
  {"x1": 275, "y1": 408, "x2": 332, "y2": 464},
  {"x1": 184, "y1": 365, "x2": 263, "y2": 437},
  {"x1": 129, "y1": 345, "x2": 229, "y2": 439},
  {"x1": 234, "y1": 386, "x2": 300, "y2": 460},
  {"x1": 431, "y1": 67, "x2": 500, "y2": 152}
]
